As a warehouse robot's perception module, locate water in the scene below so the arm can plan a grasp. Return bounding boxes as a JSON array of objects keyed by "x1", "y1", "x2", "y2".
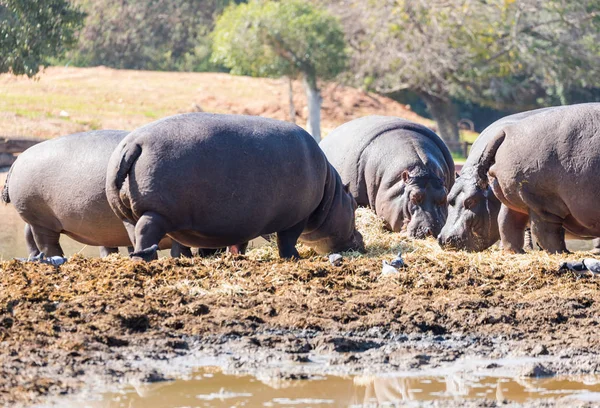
[{"x1": 62, "y1": 367, "x2": 600, "y2": 407}]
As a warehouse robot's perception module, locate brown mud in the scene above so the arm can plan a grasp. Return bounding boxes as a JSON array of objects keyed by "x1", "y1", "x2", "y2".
[{"x1": 1, "y1": 210, "x2": 600, "y2": 407}]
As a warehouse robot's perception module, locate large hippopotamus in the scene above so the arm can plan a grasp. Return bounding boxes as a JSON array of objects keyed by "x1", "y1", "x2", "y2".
[
  {"x1": 438, "y1": 104, "x2": 600, "y2": 253},
  {"x1": 319, "y1": 116, "x2": 455, "y2": 238},
  {"x1": 1, "y1": 130, "x2": 190, "y2": 258},
  {"x1": 105, "y1": 113, "x2": 365, "y2": 261}
]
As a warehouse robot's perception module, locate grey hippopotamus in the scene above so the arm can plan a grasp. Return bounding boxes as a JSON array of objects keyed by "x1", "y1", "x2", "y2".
[
  {"x1": 1, "y1": 130, "x2": 190, "y2": 258},
  {"x1": 105, "y1": 113, "x2": 365, "y2": 261},
  {"x1": 319, "y1": 116, "x2": 455, "y2": 238},
  {"x1": 438, "y1": 104, "x2": 600, "y2": 253}
]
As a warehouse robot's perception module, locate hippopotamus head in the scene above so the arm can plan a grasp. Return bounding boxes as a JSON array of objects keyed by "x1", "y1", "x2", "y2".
[
  {"x1": 302, "y1": 171, "x2": 365, "y2": 254},
  {"x1": 380, "y1": 168, "x2": 449, "y2": 239},
  {"x1": 437, "y1": 169, "x2": 501, "y2": 251}
]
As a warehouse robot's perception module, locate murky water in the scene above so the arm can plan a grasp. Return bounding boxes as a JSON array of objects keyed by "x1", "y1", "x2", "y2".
[{"x1": 62, "y1": 366, "x2": 600, "y2": 407}]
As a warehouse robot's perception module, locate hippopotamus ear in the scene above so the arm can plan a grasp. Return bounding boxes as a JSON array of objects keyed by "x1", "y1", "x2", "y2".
[{"x1": 401, "y1": 170, "x2": 409, "y2": 183}]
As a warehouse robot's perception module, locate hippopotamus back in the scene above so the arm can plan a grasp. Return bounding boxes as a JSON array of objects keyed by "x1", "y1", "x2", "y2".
[{"x1": 320, "y1": 116, "x2": 454, "y2": 238}]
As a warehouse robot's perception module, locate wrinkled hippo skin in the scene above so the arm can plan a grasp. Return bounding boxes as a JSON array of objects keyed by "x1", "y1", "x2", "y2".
[
  {"x1": 439, "y1": 104, "x2": 600, "y2": 253},
  {"x1": 319, "y1": 116, "x2": 455, "y2": 238},
  {"x1": 2, "y1": 130, "x2": 188, "y2": 258},
  {"x1": 105, "y1": 113, "x2": 365, "y2": 261}
]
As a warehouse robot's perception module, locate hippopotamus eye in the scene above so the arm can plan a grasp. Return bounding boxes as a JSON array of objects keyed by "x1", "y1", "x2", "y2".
[
  {"x1": 411, "y1": 192, "x2": 424, "y2": 205},
  {"x1": 464, "y1": 196, "x2": 478, "y2": 210}
]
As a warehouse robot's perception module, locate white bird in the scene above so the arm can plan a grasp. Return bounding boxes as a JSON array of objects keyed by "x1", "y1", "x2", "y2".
[
  {"x1": 328, "y1": 253, "x2": 343, "y2": 266},
  {"x1": 381, "y1": 260, "x2": 400, "y2": 276}
]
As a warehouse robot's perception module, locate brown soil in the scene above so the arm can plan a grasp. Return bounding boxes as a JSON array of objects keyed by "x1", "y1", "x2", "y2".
[
  {"x1": 1, "y1": 210, "x2": 599, "y2": 406},
  {"x1": 0, "y1": 66, "x2": 437, "y2": 139}
]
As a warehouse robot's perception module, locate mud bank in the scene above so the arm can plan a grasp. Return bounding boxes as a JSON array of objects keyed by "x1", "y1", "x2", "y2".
[{"x1": 1, "y1": 210, "x2": 600, "y2": 406}]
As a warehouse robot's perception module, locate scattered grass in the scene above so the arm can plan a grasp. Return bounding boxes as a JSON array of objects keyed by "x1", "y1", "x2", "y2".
[{"x1": 0, "y1": 66, "x2": 447, "y2": 139}]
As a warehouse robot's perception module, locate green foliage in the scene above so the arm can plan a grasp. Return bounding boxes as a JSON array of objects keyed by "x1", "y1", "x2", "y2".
[
  {"x1": 338, "y1": 0, "x2": 600, "y2": 110},
  {"x1": 0, "y1": 0, "x2": 85, "y2": 76},
  {"x1": 64, "y1": 0, "x2": 236, "y2": 72},
  {"x1": 211, "y1": 0, "x2": 347, "y2": 81}
]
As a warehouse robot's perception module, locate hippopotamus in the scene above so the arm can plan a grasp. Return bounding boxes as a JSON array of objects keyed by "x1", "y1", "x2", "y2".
[
  {"x1": 105, "y1": 113, "x2": 365, "y2": 261},
  {"x1": 438, "y1": 104, "x2": 600, "y2": 253},
  {"x1": 319, "y1": 116, "x2": 455, "y2": 238},
  {"x1": 1, "y1": 130, "x2": 191, "y2": 258}
]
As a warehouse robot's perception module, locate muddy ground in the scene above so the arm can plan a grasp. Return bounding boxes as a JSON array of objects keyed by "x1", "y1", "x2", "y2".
[{"x1": 1, "y1": 210, "x2": 600, "y2": 407}]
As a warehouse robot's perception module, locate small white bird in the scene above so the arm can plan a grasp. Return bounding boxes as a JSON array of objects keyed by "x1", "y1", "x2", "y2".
[
  {"x1": 15, "y1": 252, "x2": 68, "y2": 267},
  {"x1": 381, "y1": 260, "x2": 400, "y2": 276},
  {"x1": 328, "y1": 253, "x2": 343, "y2": 266}
]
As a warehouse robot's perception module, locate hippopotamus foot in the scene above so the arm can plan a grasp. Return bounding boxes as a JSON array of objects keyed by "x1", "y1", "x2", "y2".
[
  {"x1": 130, "y1": 244, "x2": 159, "y2": 262},
  {"x1": 29, "y1": 224, "x2": 64, "y2": 257},
  {"x1": 130, "y1": 212, "x2": 170, "y2": 261},
  {"x1": 530, "y1": 213, "x2": 569, "y2": 254},
  {"x1": 24, "y1": 224, "x2": 41, "y2": 258},
  {"x1": 170, "y1": 241, "x2": 193, "y2": 258},
  {"x1": 100, "y1": 247, "x2": 119, "y2": 257},
  {"x1": 499, "y1": 206, "x2": 529, "y2": 253},
  {"x1": 277, "y1": 222, "x2": 305, "y2": 259}
]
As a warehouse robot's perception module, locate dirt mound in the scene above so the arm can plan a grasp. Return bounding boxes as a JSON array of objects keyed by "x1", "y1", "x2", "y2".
[
  {"x1": 0, "y1": 67, "x2": 431, "y2": 139},
  {"x1": 0, "y1": 209, "x2": 599, "y2": 406}
]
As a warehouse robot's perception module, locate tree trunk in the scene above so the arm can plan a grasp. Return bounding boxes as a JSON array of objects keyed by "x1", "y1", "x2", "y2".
[
  {"x1": 303, "y1": 73, "x2": 322, "y2": 142},
  {"x1": 287, "y1": 76, "x2": 296, "y2": 124},
  {"x1": 419, "y1": 92, "x2": 460, "y2": 151}
]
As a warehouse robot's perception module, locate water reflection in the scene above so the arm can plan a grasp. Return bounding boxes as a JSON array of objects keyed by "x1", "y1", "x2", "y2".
[{"x1": 57, "y1": 367, "x2": 600, "y2": 408}]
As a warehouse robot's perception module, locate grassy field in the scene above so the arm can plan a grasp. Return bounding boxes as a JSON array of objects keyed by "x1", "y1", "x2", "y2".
[{"x1": 0, "y1": 66, "x2": 477, "y2": 154}]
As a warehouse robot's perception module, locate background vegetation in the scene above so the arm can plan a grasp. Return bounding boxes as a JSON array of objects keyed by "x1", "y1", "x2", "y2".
[{"x1": 3, "y1": 0, "x2": 600, "y2": 150}]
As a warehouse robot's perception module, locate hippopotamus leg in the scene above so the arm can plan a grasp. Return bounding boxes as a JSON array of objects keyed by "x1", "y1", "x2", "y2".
[
  {"x1": 498, "y1": 206, "x2": 529, "y2": 253},
  {"x1": 277, "y1": 222, "x2": 305, "y2": 259},
  {"x1": 99, "y1": 247, "x2": 119, "y2": 257},
  {"x1": 592, "y1": 238, "x2": 600, "y2": 255},
  {"x1": 170, "y1": 241, "x2": 193, "y2": 258},
  {"x1": 29, "y1": 224, "x2": 64, "y2": 257},
  {"x1": 130, "y1": 212, "x2": 170, "y2": 261},
  {"x1": 24, "y1": 224, "x2": 41, "y2": 258},
  {"x1": 529, "y1": 212, "x2": 568, "y2": 254}
]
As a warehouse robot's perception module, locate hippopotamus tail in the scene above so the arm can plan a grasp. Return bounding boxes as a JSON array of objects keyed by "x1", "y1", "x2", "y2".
[
  {"x1": 106, "y1": 143, "x2": 142, "y2": 221},
  {"x1": 1, "y1": 163, "x2": 14, "y2": 204}
]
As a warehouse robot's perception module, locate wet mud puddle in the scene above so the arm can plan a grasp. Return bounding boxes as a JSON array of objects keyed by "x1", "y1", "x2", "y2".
[{"x1": 60, "y1": 367, "x2": 600, "y2": 407}]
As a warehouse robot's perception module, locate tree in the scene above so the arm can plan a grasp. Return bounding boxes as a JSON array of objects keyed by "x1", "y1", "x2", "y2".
[
  {"x1": 66, "y1": 0, "x2": 236, "y2": 72},
  {"x1": 0, "y1": 0, "x2": 85, "y2": 76},
  {"x1": 323, "y1": 0, "x2": 600, "y2": 146},
  {"x1": 211, "y1": 0, "x2": 347, "y2": 141}
]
